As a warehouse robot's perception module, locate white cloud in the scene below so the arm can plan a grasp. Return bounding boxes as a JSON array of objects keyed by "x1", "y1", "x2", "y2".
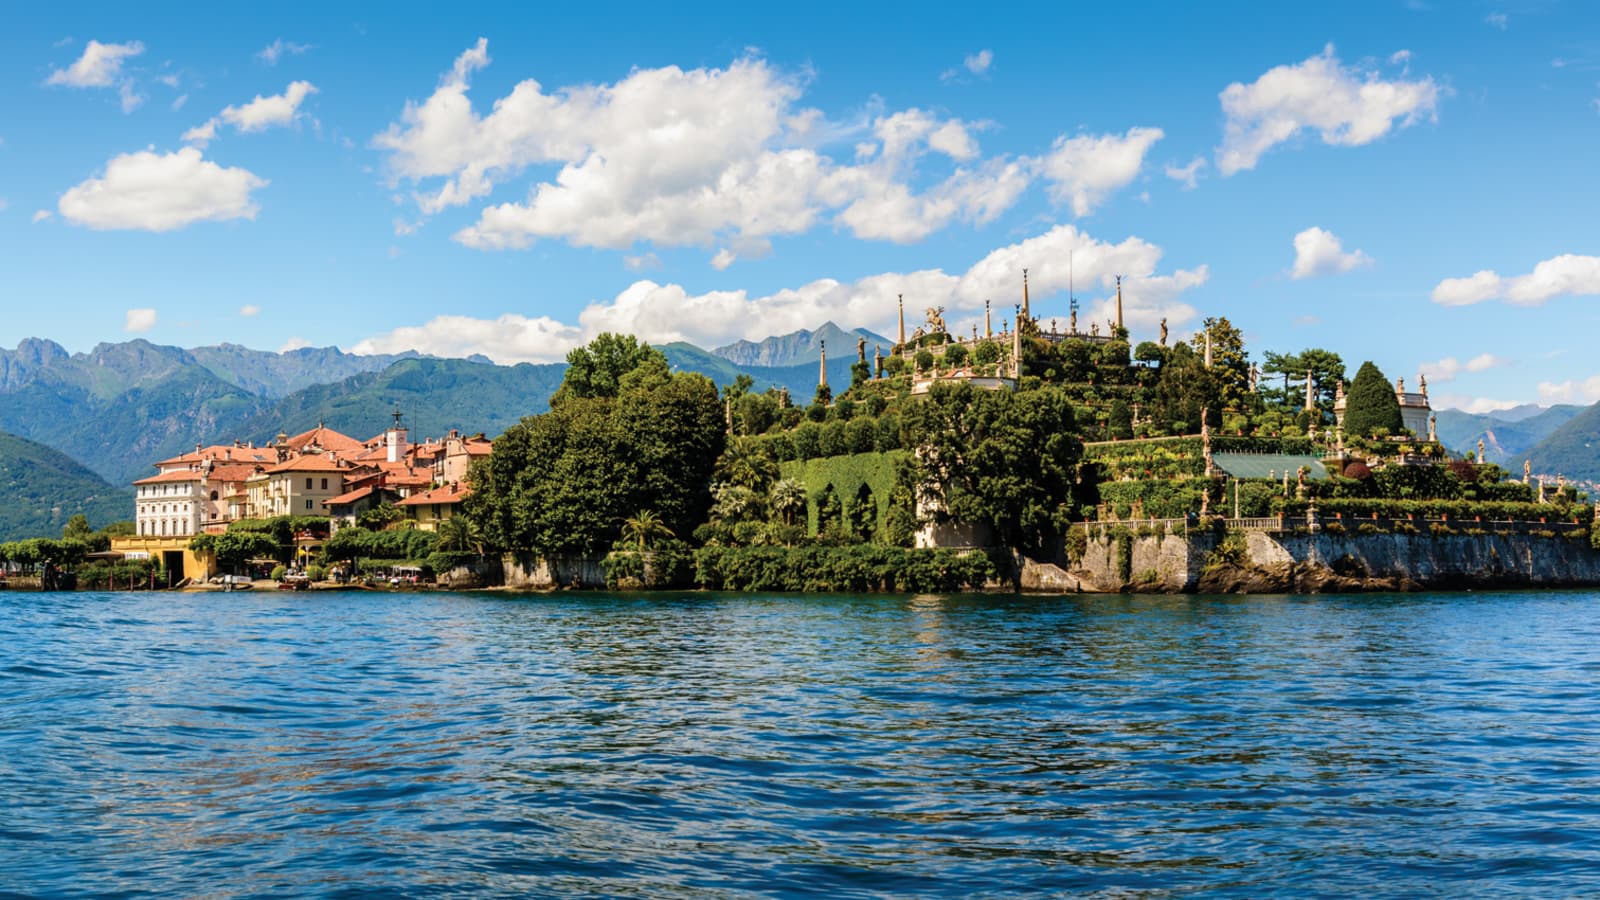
[
  {"x1": 1421, "y1": 353, "x2": 1509, "y2": 383},
  {"x1": 258, "y1": 39, "x2": 311, "y2": 66},
  {"x1": 118, "y1": 81, "x2": 144, "y2": 113},
  {"x1": 623, "y1": 252, "x2": 661, "y2": 272},
  {"x1": 352, "y1": 223, "x2": 1207, "y2": 363},
  {"x1": 47, "y1": 39, "x2": 144, "y2": 88},
  {"x1": 32, "y1": 209, "x2": 52, "y2": 223},
  {"x1": 124, "y1": 308, "x2": 157, "y2": 333},
  {"x1": 171, "y1": 93, "x2": 188, "y2": 111},
  {"x1": 1486, "y1": 12, "x2": 1508, "y2": 30},
  {"x1": 1217, "y1": 44, "x2": 1440, "y2": 175},
  {"x1": 941, "y1": 48, "x2": 993, "y2": 83},
  {"x1": 280, "y1": 337, "x2": 312, "y2": 352},
  {"x1": 376, "y1": 42, "x2": 1086, "y2": 256},
  {"x1": 1537, "y1": 376, "x2": 1600, "y2": 406},
  {"x1": 352, "y1": 314, "x2": 583, "y2": 362},
  {"x1": 59, "y1": 147, "x2": 268, "y2": 231},
  {"x1": 710, "y1": 248, "x2": 737, "y2": 270},
  {"x1": 1290, "y1": 226, "x2": 1372, "y2": 279},
  {"x1": 1432, "y1": 254, "x2": 1600, "y2": 307},
  {"x1": 1164, "y1": 157, "x2": 1205, "y2": 190},
  {"x1": 1432, "y1": 393, "x2": 1524, "y2": 414},
  {"x1": 184, "y1": 81, "x2": 318, "y2": 146},
  {"x1": 239, "y1": 304, "x2": 260, "y2": 317},
  {"x1": 1038, "y1": 127, "x2": 1163, "y2": 216}
]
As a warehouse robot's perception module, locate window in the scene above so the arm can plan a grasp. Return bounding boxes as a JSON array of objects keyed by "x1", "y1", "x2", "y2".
[
  {"x1": 210, "y1": 491, "x2": 219, "y2": 501},
  {"x1": 321, "y1": 478, "x2": 328, "y2": 490},
  {"x1": 306, "y1": 477, "x2": 314, "y2": 489},
  {"x1": 306, "y1": 499, "x2": 313, "y2": 510}
]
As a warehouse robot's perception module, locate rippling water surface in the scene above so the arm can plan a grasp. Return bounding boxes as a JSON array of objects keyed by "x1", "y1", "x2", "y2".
[{"x1": 4, "y1": 590, "x2": 1600, "y2": 897}]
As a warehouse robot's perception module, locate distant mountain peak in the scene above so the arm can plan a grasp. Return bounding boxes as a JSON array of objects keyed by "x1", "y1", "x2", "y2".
[{"x1": 712, "y1": 321, "x2": 892, "y2": 368}]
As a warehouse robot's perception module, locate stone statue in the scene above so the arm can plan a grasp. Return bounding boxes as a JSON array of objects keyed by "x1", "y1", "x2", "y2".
[
  {"x1": 1477, "y1": 438, "x2": 1486, "y2": 463},
  {"x1": 1069, "y1": 308, "x2": 1077, "y2": 333},
  {"x1": 1159, "y1": 317, "x2": 1168, "y2": 346},
  {"x1": 856, "y1": 336, "x2": 866, "y2": 363},
  {"x1": 1524, "y1": 459, "x2": 1532, "y2": 484},
  {"x1": 925, "y1": 305, "x2": 947, "y2": 335}
]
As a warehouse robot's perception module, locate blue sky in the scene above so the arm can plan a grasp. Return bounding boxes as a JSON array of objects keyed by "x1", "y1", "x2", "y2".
[{"x1": 2, "y1": 1, "x2": 1597, "y2": 412}]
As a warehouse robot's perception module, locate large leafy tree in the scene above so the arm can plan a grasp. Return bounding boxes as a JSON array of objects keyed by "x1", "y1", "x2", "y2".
[
  {"x1": 901, "y1": 381, "x2": 1082, "y2": 553},
  {"x1": 1343, "y1": 360, "x2": 1404, "y2": 437},
  {"x1": 1261, "y1": 348, "x2": 1346, "y2": 420},
  {"x1": 550, "y1": 332, "x2": 671, "y2": 406},
  {"x1": 468, "y1": 335, "x2": 725, "y2": 558},
  {"x1": 1190, "y1": 317, "x2": 1252, "y2": 410}
]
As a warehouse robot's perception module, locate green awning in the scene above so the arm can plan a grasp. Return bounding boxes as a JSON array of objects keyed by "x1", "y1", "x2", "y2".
[{"x1": 1211, "y1": 452, "x2": 1329, "y2": 480}]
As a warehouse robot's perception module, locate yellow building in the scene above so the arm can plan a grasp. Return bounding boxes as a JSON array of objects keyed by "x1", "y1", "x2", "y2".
[
  {"x1": 245, "y1": 453, "x2": 351, "y2": 519},
  {"x1": 108, "y1": 535, "x2": 216, "y2": 584},
  {"x1": 397, "y1": 482, "x2": 470, "y2": 531}
]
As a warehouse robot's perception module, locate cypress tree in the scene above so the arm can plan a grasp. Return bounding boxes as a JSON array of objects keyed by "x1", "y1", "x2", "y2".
[{"x1": 1342, "y1": 361, "x2": 1403, "y2": 437}]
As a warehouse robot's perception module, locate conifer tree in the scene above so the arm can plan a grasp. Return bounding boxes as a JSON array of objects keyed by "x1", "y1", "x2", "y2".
[{"x1": 1342, "y1": 361, "x2": 1403, "y2": 437}]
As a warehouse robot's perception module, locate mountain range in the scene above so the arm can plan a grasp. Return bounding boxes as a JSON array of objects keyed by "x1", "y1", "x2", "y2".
[{"x1": 4, "y1": 324, "x2": 1598, "y2": 537}]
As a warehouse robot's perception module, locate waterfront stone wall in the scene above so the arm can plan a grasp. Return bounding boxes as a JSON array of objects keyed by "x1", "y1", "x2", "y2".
[
  {"x1": 1050, "y1": 530, "x2": 1600, "y2": 594},
  {"x1": 499, "y1": 553, "x2": 607, "y2": 590}
]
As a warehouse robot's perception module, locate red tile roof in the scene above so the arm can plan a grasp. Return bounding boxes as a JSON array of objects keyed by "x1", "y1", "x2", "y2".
[
  {"x1": 285, "y1": 425, "x2": 363, "y2": 453},
  {"x1": 263, "y1": 453, "x2": 349, "y2": 474},
  {"x1": 324, "y1": 485, "x2": 381, "y2": 506},
  {"x1": 397, "y1": 483, "x2": 471, "y2": 506}
]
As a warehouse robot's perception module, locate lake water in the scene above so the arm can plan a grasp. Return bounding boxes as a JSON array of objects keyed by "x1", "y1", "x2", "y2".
[{"x1": 3, "y1": 590, "x2": 1599, "y2": 897}]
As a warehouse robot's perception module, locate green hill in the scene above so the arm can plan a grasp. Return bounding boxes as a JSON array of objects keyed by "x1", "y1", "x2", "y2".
[
  {"x1": 235, "y1": 357, "x2": 569, "y2": 443},
  {"x1": 1434, "y1": 404, "x2": 1581, "y2": 462},
  {"x1": 0, "y1": 431, "x2": 130, "y2": 541},
  {"x1": 1512, "y1": 401, "x2": 1600, "y2": 483}
]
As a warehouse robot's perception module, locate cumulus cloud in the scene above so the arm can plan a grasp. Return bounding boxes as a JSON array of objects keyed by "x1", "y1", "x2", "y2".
[
  {"x1": 239, "y1": 304, "x2": 260, "y2": 317},
  {"x1": 47, "y1": 39, "x2": 143, "y2": 88},
  {"x1": 258, "y1": 39, "x2": 311, "y2": 66},
  {"x1": 1537, "y1": 376, "x2": 1600, "y2": 406},
  {"x1": 352, "y1": 223, "x2": 1207, "y2": 364},
  {"x1": 1431, "y1": 393, "x2": 1524, "y2": 414},
  {"x1": 280, "y1": 337, "x2": 312, "y2": 352},
  {"x1": 1039, "y1": 127, "x2": 1163, "y2": 216},
  {"x1": 1421, "y1": 353, "x2": 1510, "y2": 383},
  {"x1": 32, "y1": 209, "x2": 52, "y2": 223},
  {"x1": 1431, "y1": 254, "x2": 1600, "y2": 306},
  {"x1": 184, "y1": 81, "x2": 318, "y2": 145},
  {"x1": 59, "y1": 147, "x2": 268, "y2": 231},
  {"x1": 1164, "y1": 157, "x2": 1205, "y2": 190},
  {"x1": 1217, "y1": 44, "x2": 1440, "y2": 175},
  {"x1": 376, "y1": 41, "x2": 1151, "y2": 257},
  {"x1": 124, "y1": 308, "x2": 157, "y2": 333},
  {"x1": 1290, "y1": 226, "x2": 1372, "y2": 279}
]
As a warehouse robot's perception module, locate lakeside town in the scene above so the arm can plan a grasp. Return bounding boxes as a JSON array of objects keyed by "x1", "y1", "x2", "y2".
[{"x1": 5, "y1": 281, "x2": 1595, "y2": 595}]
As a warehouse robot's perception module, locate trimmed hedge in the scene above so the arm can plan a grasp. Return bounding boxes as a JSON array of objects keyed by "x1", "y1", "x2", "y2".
[
  {"x1": 780, "y1": 450, "x2": 907, "y2": 536},
  {"x1": 694, "y1": 545, "x2": 1003, "y2": 593}
]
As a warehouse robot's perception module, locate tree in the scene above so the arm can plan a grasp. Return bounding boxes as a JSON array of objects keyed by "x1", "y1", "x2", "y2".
[
  {"x1": 1343, "y1": 361, "x2": 1403, "y2": 437},
  {"x1": 621, "y1": 509, "x2": 674, "y2": 551},
  {"x1": 1261, "y1": 348, "x2": 1346, "y2": 420},
  {"x1": 769, "y1": 478, "x2": 807, "y2": 527},
  {"x1": 62, "y1": 514, "x2": 93, "y2": 541},
  {"x1": 191, "y1": 531, "x2": 278, "y2": 573},
  {"x1": 357, "y1": 503, "x2": 405, "y2": 531},
  {"x1": 436, "y1": 515, "x2": 484, "y2": 555},
  {"x1": 901, "y1": 381, "x2": 1083, "y2": 553},
  {"x1": 467, "y1": 368, "x2": 724, "y2": 558},
  {"x1": 551, "y1": 333, "x2": 670, "y2": 406},
  {"x1": 1190, "y1": 317, "x2": 1251, "y2": 409}
]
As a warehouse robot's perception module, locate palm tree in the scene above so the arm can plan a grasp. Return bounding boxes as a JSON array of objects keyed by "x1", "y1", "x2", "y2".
[
  {"x1": 437, "y1": 515, "x2": 484, "y2": 555},
  {"x1": 621, "y1": 509, "x2": 674, "y2": 551},
  {"x1": 769, "y1": 478, "x2": 807, "y2": 527}
]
